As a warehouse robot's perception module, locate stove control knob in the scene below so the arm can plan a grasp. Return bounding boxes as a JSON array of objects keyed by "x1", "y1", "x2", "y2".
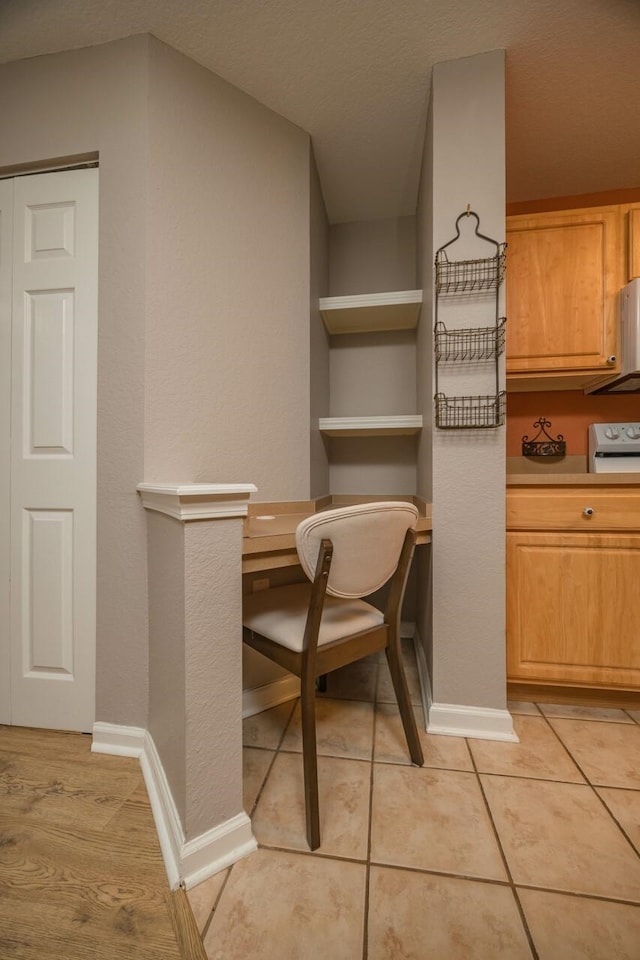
[
  {"x1": 626, "y1": 425, "x2": 640, "y2": 439},
  {"x1": 604, "y1": 426, "x2": 620, "y2": 439},
  {"x1": 583, "y1": 507, "x2": 595, "y2": 517}
]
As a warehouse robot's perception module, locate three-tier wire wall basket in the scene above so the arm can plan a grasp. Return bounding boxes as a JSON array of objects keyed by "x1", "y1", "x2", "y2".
[{"x1": 434, "y1": 209, "x2": 507, "y2": 429}]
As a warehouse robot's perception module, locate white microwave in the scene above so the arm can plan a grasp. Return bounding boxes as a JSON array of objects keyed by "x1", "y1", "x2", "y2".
[{"x1": 586, "y1": 279, "x2": 640, "y2": 394}]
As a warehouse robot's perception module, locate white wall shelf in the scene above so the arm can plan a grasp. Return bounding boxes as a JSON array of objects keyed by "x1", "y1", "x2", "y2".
[
  {"x1": 319, "y1": 415, "x2": 423, "y2": 437},
  {"x1": 319, "y1": 289, "x2": 422, "y2": 335}
]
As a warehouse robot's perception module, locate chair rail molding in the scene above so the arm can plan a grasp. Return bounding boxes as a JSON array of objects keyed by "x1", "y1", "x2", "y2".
[{"x1": 136, "y1": 482, "x2": 257, "y2": 521}]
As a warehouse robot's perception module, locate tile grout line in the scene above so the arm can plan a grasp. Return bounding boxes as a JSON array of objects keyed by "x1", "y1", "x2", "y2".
[
  {"x1": 199, "y1": 867, "x2": 233, "y2": 944},
  {"x1": 361, "y1": 657, "x2": 380, "y2": 960},
  {"x1": 248, "y1": 697, "x2": 298, "y2": 819},
  {"x1": 468, "y1": 736, "x2": 541, "y2": 960},
  {"x1": 202, "y1": 699, "x2": 301, "y2": 950},
  {"x1": 510, "y1": 881, "x2": 640, "y2": 909},
  {"x1": 364, "y1": 859, "x2": 640, "y2": 908},
  {"x1": 538, "y1": 707, "x2": 640, "y2": 863},
  {"x1": 589, "y1": 787, "x2": 640, "y2": 864},
  {"x1": 241, "y1": 684, "x2": 640, "y2": 952}
]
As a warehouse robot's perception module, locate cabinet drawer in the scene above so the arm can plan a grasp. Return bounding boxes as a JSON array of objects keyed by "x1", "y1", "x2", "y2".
[{"x1": 507, "y1": 489, "x2": 640, "y2": 531}]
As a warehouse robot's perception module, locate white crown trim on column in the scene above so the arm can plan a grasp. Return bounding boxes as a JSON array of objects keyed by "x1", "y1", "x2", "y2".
[{"x1": 136, "y1": 482, "x2": 257, "y2": 521}]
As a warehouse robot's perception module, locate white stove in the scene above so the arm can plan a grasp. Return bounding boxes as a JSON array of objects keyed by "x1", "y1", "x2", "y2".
[{"x1": 589, "y1": 422, "x2": 640, "y2": 473}]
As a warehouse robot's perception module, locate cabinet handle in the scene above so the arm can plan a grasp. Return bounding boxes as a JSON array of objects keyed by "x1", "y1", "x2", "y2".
[
  {"x1": 606, "y1": 355, "x2": 617, "y2": 365},
  {"x1": 583, "y1": 507, "x2": 595, "y2": 517}
]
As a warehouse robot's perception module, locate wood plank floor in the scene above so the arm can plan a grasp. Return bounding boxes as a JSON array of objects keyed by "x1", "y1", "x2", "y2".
[{"x1": 0, "y1": 725, "x2": 196, "y2": 960}]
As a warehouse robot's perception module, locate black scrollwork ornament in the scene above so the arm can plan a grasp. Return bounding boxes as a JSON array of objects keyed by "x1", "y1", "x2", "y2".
[{"x1": 522, "y1": 418, "x2": 566, "y2": 457}]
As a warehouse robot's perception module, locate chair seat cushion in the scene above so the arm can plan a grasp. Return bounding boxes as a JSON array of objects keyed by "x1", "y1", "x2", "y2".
[{"x1": 243, "y1": 582, "x2": 384, "y2": 653}]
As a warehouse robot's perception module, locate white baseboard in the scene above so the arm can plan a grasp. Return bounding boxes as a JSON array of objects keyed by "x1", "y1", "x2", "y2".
[
  {"x1": 180, "y1": 813, "x2": 256, "y2": 890},
  {"x1": 92, "y1": 722, "x2": 257, "y2": 890},
  {"x1": 242, "y1": 675, "x2": 300, "y2": 719},
  {"x1": 408, "y1": 633, "x2": 517, "y2": 742},
  {"x1": 427, "y1": 702, "x2": 518, "y2": 742},
  {"x1": 92, "y1": 721, "x2": 146, "y2": 757},
  {"x1": 412, "y1": 630, "x2": 432, "y2": 727}
]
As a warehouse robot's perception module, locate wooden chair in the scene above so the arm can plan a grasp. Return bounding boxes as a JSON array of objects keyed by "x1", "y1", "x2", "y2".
[{"x1": 242, "y1": 501, "x2": 424, "y2": 850}]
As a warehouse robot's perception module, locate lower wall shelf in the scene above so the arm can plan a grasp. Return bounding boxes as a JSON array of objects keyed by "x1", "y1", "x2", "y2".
[{"x1": 319, "y1": 415, "x2": 423, "y2": 437}]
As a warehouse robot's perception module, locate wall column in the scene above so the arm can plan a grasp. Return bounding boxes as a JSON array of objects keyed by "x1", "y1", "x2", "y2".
[
  {"x1": 137, "y1": 481, "x2": 258, "y2": 888},
  {"x1": 426, "y1": 50, "x2": 516, "y2": 742}
]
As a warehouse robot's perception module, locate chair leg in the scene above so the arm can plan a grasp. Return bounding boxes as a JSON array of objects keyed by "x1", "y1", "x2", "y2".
[
  {"x1": 385, "y1": 642, "x2": 424, "y2": 767},
  {"x1": 316, "y1": 674, "x2": 328, "y2": 693},
  {"x1": 300, "y1": 676, "x2": 321, "y2": 850}
]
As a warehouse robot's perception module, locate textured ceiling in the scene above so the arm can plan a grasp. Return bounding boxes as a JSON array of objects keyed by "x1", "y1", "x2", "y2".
[{"x1": 1, "y1": 0, "x2": 639, "y2": 223}]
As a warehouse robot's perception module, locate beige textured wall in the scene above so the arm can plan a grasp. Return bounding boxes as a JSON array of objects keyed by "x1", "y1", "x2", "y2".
[
  {"x1": 328, "y1": 324, "x2": 418, "y2": 496},
  {"x1": 0, "y1": 37, "x2": 151, "y2": 727},
  {"x1": 142, "y1": 39, "x2": 316, "y2": 715},
  {"x1": 147, "y1": 512, "x2": 245, "y2": 840},
  {"x1": 183, "y1": 518, "x2": 244, "y2": 839},
  {"x1": 416, "y1": 92, "x2": 435, "y2": 681},
  {"x1": 309, "y1": 149, "x2": 330, "y2": 499},
  {"x1": 328, "y1": 437, "x2": 419, "y2": 496},
  {"x1": 428, "y1": 50, "x2": 507, "y2": 709},
  {"x1": 329, "y1": 330, "x2": 417, "y2": 417},
  {"x1": 145, "y1": 39, "x2": 311, "y2": 503},
  {"x1": 329, "y1": 217, "x2": 417, "y2": 296},
  {"x1": 326, "y1": 216, "x2": 419, "y2": 496},
  {"x1": 147, "y1": 513, "x2": 187, "y2": 824},
  {"x1": 0, "y1": 35, "x2": 319, "y2": 741}
]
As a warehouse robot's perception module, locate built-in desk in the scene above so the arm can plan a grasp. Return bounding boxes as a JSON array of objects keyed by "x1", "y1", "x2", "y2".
[{"x1": 242, "y1": 497, "x2": 432, "y2": 573}]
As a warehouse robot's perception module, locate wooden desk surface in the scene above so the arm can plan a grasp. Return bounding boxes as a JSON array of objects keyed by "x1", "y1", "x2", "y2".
[{"x1": 242, "y1": 498, "x2": 432, "y2": 574}]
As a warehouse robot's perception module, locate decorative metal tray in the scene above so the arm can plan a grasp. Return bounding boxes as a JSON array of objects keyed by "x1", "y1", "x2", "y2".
[{"x1": 521, "y1": 418, "x2": 566, "y2": 457}]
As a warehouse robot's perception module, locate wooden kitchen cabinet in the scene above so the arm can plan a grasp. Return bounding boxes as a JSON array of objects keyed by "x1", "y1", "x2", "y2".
[
  {"x1": 627, "y1": 205, "x2": 640, "y2": 280},
  {"x1": 506, "y1": 486, "x2": 640, "y2": 693},
  {"x1": 506, "y1": 206, "x2": 623, "y2": 388}
]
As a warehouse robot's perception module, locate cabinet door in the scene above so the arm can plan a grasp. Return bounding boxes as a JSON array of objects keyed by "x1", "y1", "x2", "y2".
[
  {"x1": 506, "y1": 207, "x2": 622, "y2": 374},
  {"x1": 507, "y1": 531, "x2": 640, "y2": 688},
  {"x1": 627, "y1": 206, "x2": 640, "y2": 281}
]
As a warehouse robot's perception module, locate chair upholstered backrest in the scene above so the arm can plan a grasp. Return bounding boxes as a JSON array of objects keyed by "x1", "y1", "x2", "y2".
[{"x1": 295, "y1": 501, "x2": 419, "y2": 599}]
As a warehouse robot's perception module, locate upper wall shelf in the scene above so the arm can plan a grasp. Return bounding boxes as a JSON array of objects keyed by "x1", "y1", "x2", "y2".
[
  {"x1": 319, "y1": 290, "x2": 423, "y2": 335},
  {"x1": 319, "y1": 415, "x2": 423, "y2": 437}
]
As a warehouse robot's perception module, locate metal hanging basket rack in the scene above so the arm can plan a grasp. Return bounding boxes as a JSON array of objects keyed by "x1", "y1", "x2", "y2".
[
  {"x1": 433, "y1": 208, "x2": 507, "y2": 429},
  {"x1": 434, "y1": 317, "x2": 506, "y2": 363},
  {"x1": 435, "y1": 392, "x2": 506, "y2": 430}
]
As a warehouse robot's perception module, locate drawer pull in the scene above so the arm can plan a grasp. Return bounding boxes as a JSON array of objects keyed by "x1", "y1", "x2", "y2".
[{"x1": 583, "y1": 507, "x2": 595, "y2": 517}]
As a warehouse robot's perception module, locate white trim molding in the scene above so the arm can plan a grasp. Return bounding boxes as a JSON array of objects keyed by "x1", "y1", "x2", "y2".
[
  {"x1": 318, "y1": 415, "x2": 423, "y2": 437},
  {"x1": 242, "y1": 675, "x2": 300, "y2": 719},
  {"x1": 427, "y1": 703, "x2": 518, "y2": 742},
  {"x1": 180, "y1": 813, "x2": 256, "y2": 890},
  {"x1": 92, "y1": 722, "x2": 257, "y2": 890},
  {"x1": 136, "y1": 482, "x2": 257, "y2": 521},
  {"x1": 412, "y1": 630, "x2": 433, "y2": 724},
  {"x1": 319, "y1": 289, "x2": 423, "y2": 312}
]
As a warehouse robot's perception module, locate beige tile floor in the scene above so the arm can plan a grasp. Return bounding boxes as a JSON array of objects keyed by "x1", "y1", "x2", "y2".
[{"x1": 189, "y1": 646, "x2": 640, "y2": 959}]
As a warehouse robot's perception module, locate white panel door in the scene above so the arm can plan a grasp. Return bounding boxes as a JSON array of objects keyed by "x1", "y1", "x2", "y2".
[
  {"x1": 0, "y1": 181, "x2": 12, "y2": 725},
  {"x1": 7, "y1": 168, "x2": 98, "y2": 731}
]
